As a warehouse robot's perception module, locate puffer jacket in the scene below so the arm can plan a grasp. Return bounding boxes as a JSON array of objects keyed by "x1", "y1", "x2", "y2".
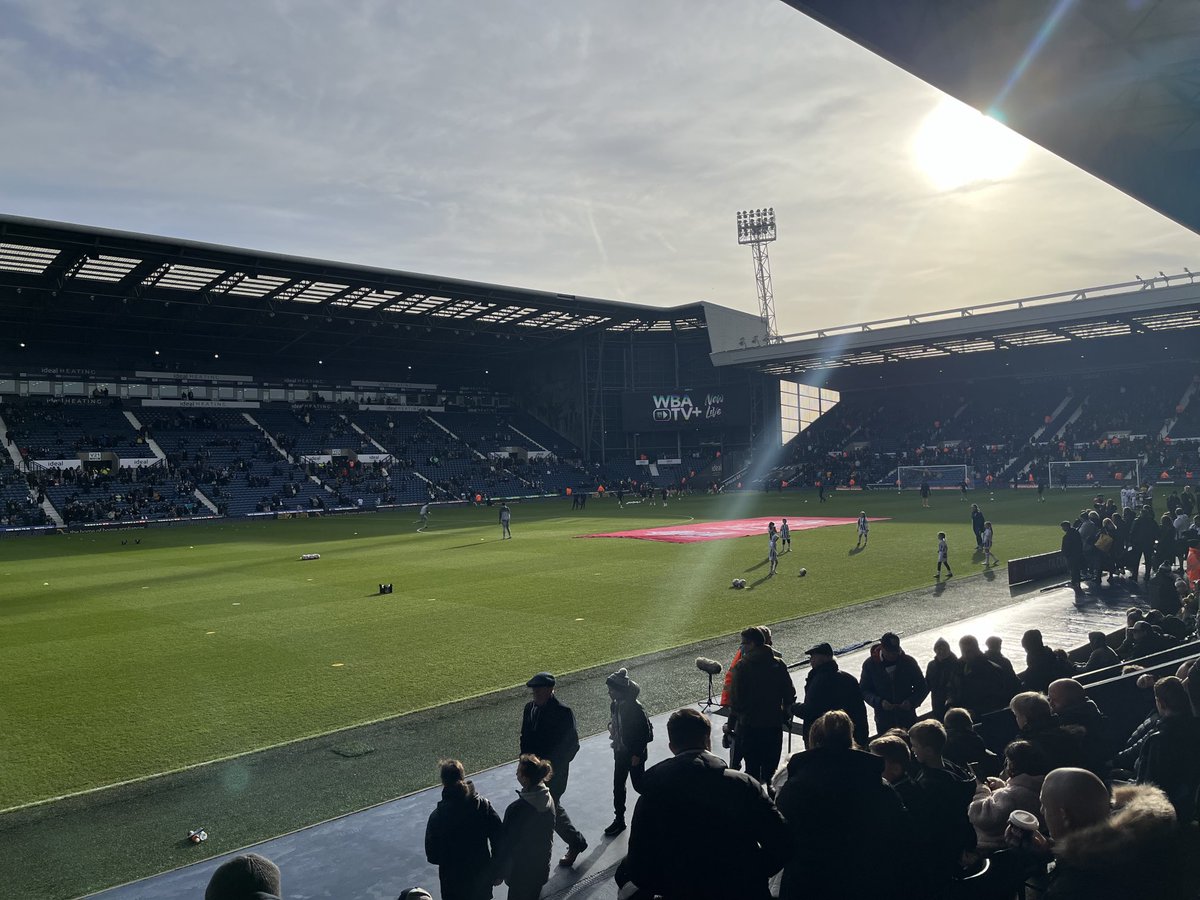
[{"x1": 968, "y1": 773, "x2": 1044, "y2": 852}]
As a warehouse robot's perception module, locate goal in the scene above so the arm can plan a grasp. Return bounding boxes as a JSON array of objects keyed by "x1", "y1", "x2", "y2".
[
  {"x1": 1048, "y1": 459, "x2": 1141, "y2": 489},
  {"x1": 895, "y1": 464, "x2": 969, "y2": 491}
]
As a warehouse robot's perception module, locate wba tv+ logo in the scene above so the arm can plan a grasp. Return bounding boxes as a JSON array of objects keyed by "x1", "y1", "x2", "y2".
[{"x1": 651, "y1": 393, "x2": 725, "y2": 423}]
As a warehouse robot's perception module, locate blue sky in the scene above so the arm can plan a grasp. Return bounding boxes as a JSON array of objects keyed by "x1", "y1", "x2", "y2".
[{"x1": 1, "y1": 0, "x2": 1197, "y2": 333}]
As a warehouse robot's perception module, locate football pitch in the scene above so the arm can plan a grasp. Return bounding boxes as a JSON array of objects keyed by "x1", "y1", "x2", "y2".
[{"x1": 0, "y1": 489, "x2": 1083, "y2": 810}]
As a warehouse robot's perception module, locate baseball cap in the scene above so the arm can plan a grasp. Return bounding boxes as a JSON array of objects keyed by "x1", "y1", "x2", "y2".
[
  {"x1": 526, "y1": 672, "x2": 556, "y2": 688},
  {"x1": 880, "y1": 632, "x2": 902, "y2": 651},
  {"x1": 398, "y1": 890, "x2": 434, "y2": 900},
  {"x1": 806, "y1": 642, "x2": 834, "y2": 657}
]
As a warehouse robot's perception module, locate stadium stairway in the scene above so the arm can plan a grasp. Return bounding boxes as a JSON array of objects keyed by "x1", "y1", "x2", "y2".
[
  {"x1": 123, "y1": 411, "x2": 167, "y2": 462},
  {"x1": 0, "y1": 411, "x2": 25, "y2": 469},
  {"x1": 84, "y1": 576, "x2": 1144, "y2": 900}
]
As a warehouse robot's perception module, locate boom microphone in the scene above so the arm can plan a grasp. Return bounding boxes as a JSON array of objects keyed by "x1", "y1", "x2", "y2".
[{"x1": 696, "y1": 657, "x2": 723, "y2": 676}]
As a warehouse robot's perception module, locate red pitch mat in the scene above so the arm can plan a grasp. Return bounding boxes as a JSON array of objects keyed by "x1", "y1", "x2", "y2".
[{"x1": 581, "y1": 516, "x2": 888, "y2": 543}]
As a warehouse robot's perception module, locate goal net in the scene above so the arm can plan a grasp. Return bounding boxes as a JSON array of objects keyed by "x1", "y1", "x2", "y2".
[
  {"x1": 1048, "y1": 459, "x2": 1140, "y2": 489},
  {"x1": 895, "y1": 465, "x2": 969, "y2": 491}
]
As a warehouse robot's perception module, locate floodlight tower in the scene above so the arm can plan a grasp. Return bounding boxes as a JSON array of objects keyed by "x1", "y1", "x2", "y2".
[{"x1": 736, "y1": 207, "x2": 779, "y2": 343}]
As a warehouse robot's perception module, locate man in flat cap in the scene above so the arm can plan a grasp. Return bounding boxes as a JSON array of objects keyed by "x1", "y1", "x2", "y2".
[
  {"x1": 520, "y1": 672, "x2": 588, "y2": 867},
  {"x1": 793, "y1": 642, "x2": 869, "y2": 748}
]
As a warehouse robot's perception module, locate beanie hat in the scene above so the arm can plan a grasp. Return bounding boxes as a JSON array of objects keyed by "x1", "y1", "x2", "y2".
[
  {"x1": 605, "y1": 667, "x2": 637, "y2": 693},
  {"x1": 205, "y1": 854, "x2": 282, "y2": 900}
]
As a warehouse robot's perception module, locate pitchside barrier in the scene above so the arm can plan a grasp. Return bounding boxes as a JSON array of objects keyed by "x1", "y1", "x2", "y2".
[{"x1": 1006, "y1": 550, "x2": 1068, "y2": 586}]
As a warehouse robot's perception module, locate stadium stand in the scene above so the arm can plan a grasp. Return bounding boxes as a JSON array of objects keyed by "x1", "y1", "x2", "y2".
[
  {"x1": 0, "y1": 454, "x2": 45, "y2": 527},
  {"x1": 139, "y1": 409, "x2": 328, "y2": 516},
  {"x1": 3, "y1": 402, "x2": 156, "y2": 462}
]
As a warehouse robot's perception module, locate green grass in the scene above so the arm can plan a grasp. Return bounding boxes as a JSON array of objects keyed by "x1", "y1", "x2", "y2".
[{"x1": 0, "y1": 489, "x2": 1083, "y2": 809}]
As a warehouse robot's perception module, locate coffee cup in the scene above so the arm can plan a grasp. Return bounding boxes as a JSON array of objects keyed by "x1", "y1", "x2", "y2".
[{"x1": 1008, "y1": 810, "x2": 1038, "y2": 832}]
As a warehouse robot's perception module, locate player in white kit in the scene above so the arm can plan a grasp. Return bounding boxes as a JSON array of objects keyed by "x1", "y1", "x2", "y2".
[{"x1": 856, "y1": 511, "x2": 869, "y2": 548}]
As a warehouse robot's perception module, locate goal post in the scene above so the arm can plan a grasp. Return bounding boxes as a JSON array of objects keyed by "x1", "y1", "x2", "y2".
[
  {"x1": 1047, "y1": 459, "x2": 1140, "y2": 489},
  {"x1": 895, "y1": 464, "x2": 969, "y2": 491}
]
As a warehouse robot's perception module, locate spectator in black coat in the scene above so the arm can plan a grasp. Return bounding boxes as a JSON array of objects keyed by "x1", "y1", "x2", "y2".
[
  {"x1": 924, "y1": 638, "x2": 962, "y2": 721},
  {"x1": 1149, "y1": 562, "x2": 1181, "y2": 615},
  {"x1": 860, "y1": 632, "x2": 929, "y2": 733},
  {"x1": 1082, "y1": 631, "x2": 1120, "y2": 673},
  {"x1": 1060, "y1": 521, "x2": 1084, "y2": 588},
  {"x1": 729, "y1": 627, "x2": 796, "y2": 785},
  {"x1": 909, "y1": 720, "x2": 978, "y2": 887},
  {"x1": 1011, "y1": 692, "x2": 1085, "y2": 770},
  {"x1": 1130, "y1": 507, "x2": 1159, "y2": 580},
  {"x1": 1033, "y1": 770, "x2": 1185, "y2": 899},
  {"x1": 1019, "y1": 629, "x2": 1066, "y2": 692},
  {"x1": 424, "y1": 759, "x2": 503, "y2": 900},
  {"x1": 495, "y1": 755, "x2": 556, "y2": 900},
  {"x1": 1136, "y1": 676, "x2": 1200, "y2": 822},
  {"x1": 957, "y1": 636, "x2": 1014, "y2": 716},
  {"x1": 793, "y1": 641, "x2": 869, "y2": 747},
  {"x1": 1118, "y1": 620, "x2": 1180, "y2": 660},
  {"x1": 1048, "y1": 678, "x2": 1113, "y2": 778},
  {"x1": 621, "y1": 708, "x2": 790, "y2": 900},
  {"x1": 604, "y1": 667, "x2": 652, "y2": 837},
  {"x1": 777, "y1": 711, "x2": 913, "y2": 900},
  {"x1": 519, "y1": 672, "x2": 587, "y2": 865},
  {"x1": 984, "y1": 635, "x2": 1024, "y2": 697},
  {"x1": 943, "y1": 707, "x2": 995, "y2": 776}
]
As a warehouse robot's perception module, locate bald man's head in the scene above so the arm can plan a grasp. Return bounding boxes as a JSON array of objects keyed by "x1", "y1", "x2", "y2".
[
  {"x1": 1041, "y1": 768, "x2": 1110, "y2": 841},
  {"x1": 1047, "y1": 678, "x2": 1086, "y2": 713}
]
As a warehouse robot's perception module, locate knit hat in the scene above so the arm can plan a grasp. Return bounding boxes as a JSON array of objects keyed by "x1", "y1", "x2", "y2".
[
  {"x1": 204, "y1": 854, "x2": 282, "y2": 900},
  {"x1": 605, "y1": 667, "x2": 637, "y2": 693}
]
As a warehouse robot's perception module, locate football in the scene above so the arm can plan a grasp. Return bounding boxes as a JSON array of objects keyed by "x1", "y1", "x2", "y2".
[{"x1": 798, "y1": 568, "x2": 808, "y2": 577}]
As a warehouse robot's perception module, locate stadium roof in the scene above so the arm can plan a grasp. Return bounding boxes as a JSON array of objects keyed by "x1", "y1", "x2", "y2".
[
  {"x1": 711, "y1": 271, "x2": 1200, "y2": 380},
  {"x1": 0, "y1": 215, "x2": 714, "y2": 372},
  {"x1": 782, "y1": 0, "x2": 1200, "y2": 237}
]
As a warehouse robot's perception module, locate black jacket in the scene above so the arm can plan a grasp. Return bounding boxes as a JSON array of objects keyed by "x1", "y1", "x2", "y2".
[
  {"x1": 425, "y1": 782, "x2": 503, "y2": 900},
  {"x1": 794, "y1": 659, "x2": 869, "y2": 746},
  {"x1": 984, "y1": 649, "x2": 1024, "y2": 695},
  {"x1": 1130, "y1": 514, "x2": 1158, "y2": 549},
  {"x1": 496, "y1": 786, "x2": 555, "y2": 892},
  {"x1": 971, "y1": 508, "x2": 985, "y2": 538},
  {"x1": 610, "y1": 684, "x2": 652, "y2": 757},
  {"x1": 776, "y1": 748, "x2": 913, "y2": 900},
  {"x1": 924, "y1": 654, "x2": 962, "y2": 720},
  {"x1": 912, "y1": 761, "x2": 978, "y2": 879},
  {"x1": 1083, "y1": 644, "x2": 1119, "y2": 673},
  {"x1": 729, "y1": 645, "x2": 795, "y2": 728},
  {"x1": 519, "y1": 695, "x2": 580, "y2": 769},
  {"x1": 860, "y1": 645, "x2": 928, "y2": 727},
  {"x1": 1055, "y1": 698, "x2": 1114, "y2": 777},
  {"x1": 624, "y1": 749, "x2": 790, "y2": 900},
  {"x1": 1020, "y1": 718, "x2": 1086, "y2": 771},
  {"x1": 1061, "y1": 527, "x2": 1084, "y2": 561},
  {"x1": 958, "y1": 655, "x2": 1014, "y2": 716},
  {"x1": 1135, "y1": 715, "x2": 1200, "y2": 822},
  {"x1": 1150, "y1": 569, "x2": 1180, "y2": 614},
  {"x1": 1020, "y1": 645, "x2": 1063, "y2": 693}
]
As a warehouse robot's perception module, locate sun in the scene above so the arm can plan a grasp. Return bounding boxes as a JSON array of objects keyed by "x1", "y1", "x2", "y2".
[{"x1": 913, "y1": 97, "x2": 1030, "y2": 191}]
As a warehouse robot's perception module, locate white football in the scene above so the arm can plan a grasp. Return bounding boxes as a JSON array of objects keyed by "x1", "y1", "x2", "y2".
[{"x1": 798, "y1": 568, "x2": 807, "y2": 577}]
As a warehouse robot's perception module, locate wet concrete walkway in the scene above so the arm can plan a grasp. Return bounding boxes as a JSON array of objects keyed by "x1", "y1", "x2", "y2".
[{"x1": 90, "y1": 576, "x2": 1139, "y2": 900}]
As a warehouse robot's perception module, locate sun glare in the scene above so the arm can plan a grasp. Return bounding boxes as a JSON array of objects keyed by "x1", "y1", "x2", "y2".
[{"x1": 913, "y1": 98, "x2": 1030, "y2": 191}]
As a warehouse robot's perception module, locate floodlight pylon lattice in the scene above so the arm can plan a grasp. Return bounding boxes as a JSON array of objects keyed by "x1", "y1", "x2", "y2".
[{"x1": 736, "y1": 208, "x2": 779, "y2": 344}]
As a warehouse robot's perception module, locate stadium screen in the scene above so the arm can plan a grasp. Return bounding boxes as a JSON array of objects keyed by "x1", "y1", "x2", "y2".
[{"x1": 620, "y1": 387, "x2": 749, "y2": 432}]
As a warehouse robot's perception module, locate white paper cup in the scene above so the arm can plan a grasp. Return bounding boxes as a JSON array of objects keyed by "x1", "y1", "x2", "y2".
[{"x1": 1009, "y1": 810, "x2": 1039, "y2": 832}]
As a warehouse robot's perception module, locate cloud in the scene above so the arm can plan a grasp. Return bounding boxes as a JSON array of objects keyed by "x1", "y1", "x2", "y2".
[{"x1": 0, "y1": 0, "x2": 1196, "y2": 333}]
